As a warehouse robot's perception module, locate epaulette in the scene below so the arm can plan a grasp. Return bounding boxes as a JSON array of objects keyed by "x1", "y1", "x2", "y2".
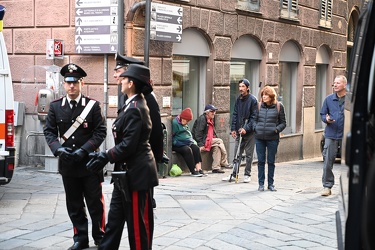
[
  {"x1": 51, "y1": 97, "x2": 64, "y2": 103},
  {"x1": 85, "y1": 96, "x2": 98, "y2": 102}
]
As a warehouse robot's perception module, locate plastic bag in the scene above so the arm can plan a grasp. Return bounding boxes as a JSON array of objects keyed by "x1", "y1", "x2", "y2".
[{"x1": 169, "y1": 164, "x2": 182, "y2": 177}]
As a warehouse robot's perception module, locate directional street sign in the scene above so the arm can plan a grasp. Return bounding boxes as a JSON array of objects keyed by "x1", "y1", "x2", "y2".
[
  {"x1": 75, "y1": 0, "x2": 118, "y2": 54},
  {"x1": 150, "y1": 3, "x2": 183, "y2": 43}
]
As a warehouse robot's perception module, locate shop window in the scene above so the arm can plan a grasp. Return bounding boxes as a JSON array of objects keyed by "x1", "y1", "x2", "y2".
[
  {"x1": 172, "y1": 56, "x2": 205, "y2": 120},
  {"x1": 229, "y1": 60, "x2": 260, "y2": 161},
  {"x1": 279, "y1": 62, "x2": 297, "y2": 134},
  {"x1": 319, "y1": 0, "x2": 332, "y2": 28},
  {"x1": 236, "y1": 0, "x2": 260, "y2": 12},
  {"x1": 229, "y1": 61, "x2": 260, "y2": 123},
  {"x1": 280, "y1": 0, "x2": 299, "y2": 20},
  {"x1": 315, "y1": 46, "x2": 330, "y2": 130},
  {"x1": 229, "y1": 35, "x2": 262, "y2": 161},
  {"x1": 172, "y1": 29, "x2": 209, "y2": 120},
  {"x1": 279, "y1": 41, "x2": 300, "y2": 134},
  {"x1": 315, "y1": 64, "x2": 328, "y2": 129}
]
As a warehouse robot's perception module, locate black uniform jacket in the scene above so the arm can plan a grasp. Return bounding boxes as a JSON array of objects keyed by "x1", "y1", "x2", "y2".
[
  {"x1": 120, "y1": 93, "x2": 163, "y2": 162},
  {"x1": 44, "y1": 95, "x2": 107, "y2": 178},
  {"x1": 108, "y1": 94, "x2": 159, "y2": 191}
]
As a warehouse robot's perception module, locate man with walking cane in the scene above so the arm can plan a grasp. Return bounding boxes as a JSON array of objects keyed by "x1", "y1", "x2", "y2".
[{"x1": 222, "y1": 79, "x2": 258, "y2": 183}]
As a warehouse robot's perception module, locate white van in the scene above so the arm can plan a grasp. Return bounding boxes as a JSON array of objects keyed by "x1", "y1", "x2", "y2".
[{"x1": 0, "y1": 5, "x2": 15, "y2": 185}]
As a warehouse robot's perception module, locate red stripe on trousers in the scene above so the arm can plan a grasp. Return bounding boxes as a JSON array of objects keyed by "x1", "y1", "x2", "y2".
[
  {"x1": 100, "y1": 183, "x2": 106, "y2": 232},
  {"x1": 144, "y1": 192, "x2": 150, "y2": 247},
  {"x1": 132, "y1": 191, "x2": 141, "y2": 250}
]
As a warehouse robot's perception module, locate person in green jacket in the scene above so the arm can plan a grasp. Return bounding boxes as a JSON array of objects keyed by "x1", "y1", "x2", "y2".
[{"x1": 172, "y1": 108, "x2": 204, "y2": 177}]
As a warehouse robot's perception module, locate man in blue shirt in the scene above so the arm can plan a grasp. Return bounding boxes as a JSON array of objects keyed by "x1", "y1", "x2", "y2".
[{"x1": 320, "y1": 75, "x2": 347, "y2": 196}]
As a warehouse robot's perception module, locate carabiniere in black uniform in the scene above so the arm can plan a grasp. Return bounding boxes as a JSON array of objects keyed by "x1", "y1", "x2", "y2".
[
  {"x1": 86, "y1": 63, "x2": 159, "y2": 250},
  {"x1": 44, "y1": 63, "x2": 107, "y2": 250}
]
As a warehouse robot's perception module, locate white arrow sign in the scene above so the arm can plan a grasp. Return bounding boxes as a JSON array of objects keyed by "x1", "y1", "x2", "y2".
[
  {"x1": 76, "y1": 16, "x2": 116, "y2": 26},
  {"x1": 151, "y1": 3, "x2": 182, "y2": 16},
  {"x1": 76, "y1": 0, "x2": 114, "y2": 8}
]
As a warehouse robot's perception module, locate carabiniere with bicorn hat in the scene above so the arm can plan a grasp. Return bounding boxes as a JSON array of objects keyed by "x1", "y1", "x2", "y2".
[
  {"x1": 114, "y1": 52, "x2": 145, "y2": 70},
  {"x1": 120, "y1": 64, "x2": 150, "y2": 86},
  {"x1": 60, "y1": 63, "x2": 87, "y2": 82}
]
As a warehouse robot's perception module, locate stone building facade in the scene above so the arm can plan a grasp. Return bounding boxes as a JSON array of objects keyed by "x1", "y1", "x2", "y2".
[{"x1": 3, "y1": 0, "x2": 363, "y2": 167}]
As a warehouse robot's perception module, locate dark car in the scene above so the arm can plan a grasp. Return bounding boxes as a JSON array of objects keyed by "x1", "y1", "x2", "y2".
[{"x1": 336, "y1": 0, "x2": 375, "y2": 249}]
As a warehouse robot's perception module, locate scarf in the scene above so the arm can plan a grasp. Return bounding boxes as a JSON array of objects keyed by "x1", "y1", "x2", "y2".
[{"x1": 204, "y1": 117, "x2": 215, "y2": 151}]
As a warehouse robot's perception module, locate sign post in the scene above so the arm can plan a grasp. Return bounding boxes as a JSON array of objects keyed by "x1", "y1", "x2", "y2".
[
  {"x1": 75, "y1": 0, "x2": 119, "y2": 54},
  {"x1": 150, "y1": 3, "x2": 183, "y2": 43}
]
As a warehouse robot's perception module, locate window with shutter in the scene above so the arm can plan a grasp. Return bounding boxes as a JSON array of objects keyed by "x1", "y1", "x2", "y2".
[
  {"x1": 319, "y1": 0, "x2": 332, "y2": 28},
  {"x1": 280, "y1": 0, "x2": 299, "y2": 20}
]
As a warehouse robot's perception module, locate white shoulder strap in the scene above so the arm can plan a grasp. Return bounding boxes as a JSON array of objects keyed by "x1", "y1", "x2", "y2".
[{"x1": 60, "y1": 100, "x2": 96, "y2": 143}]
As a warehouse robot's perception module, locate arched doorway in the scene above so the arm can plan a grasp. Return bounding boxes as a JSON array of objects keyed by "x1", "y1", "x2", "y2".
[
  {"x1": 315, "y1": 45, "x2": 331, "y2": 129},
  {"x1": 229, "y1": 35, "x2": 263, "y2": 160},
  {"x1": 172, "y1": 29, "x2": 210, "y2": 122},
  {"x1": 279, "y1": 40, "x2": 301, "y2": 134}
]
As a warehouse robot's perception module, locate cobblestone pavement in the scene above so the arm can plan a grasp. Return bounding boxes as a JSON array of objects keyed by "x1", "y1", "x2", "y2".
[{"x1": 0, "y1": 158, "x2": 345, "y2": 250}]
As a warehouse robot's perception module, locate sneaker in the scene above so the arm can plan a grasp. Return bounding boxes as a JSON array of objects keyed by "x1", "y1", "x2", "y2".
[
  {"x1": 212, "y1": 169, "x2": 225, "y2": 173},
  {"x1": 268, "y1": 185, "x2": 277, "y2": 191},
  {"x1": 243, "y1": 176, "x2": 251, "y2": 183},
  {"x1": 198, "y1": 169, "x2": 207, "y2": 176},
  {"x1": 321, "y1": 187, "x2": 331, "y2": 196},
  {"x1": 191, "y1": 171, "x2": 203, "y2": 177},
  {"x1": 222, "y1": 174, "x2": 233, "y2": 181},
  {"x1": 258, "y1": 185, "x2": 264, "y2": 191}
]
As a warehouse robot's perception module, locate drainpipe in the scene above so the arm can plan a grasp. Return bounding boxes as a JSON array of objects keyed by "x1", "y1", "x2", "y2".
[
  {"x1": 117, "y1": 0, "x2": 125, "y2": 109},
  {"x1": 129, "y1": 0, "x2": 150, "y2": 67}
]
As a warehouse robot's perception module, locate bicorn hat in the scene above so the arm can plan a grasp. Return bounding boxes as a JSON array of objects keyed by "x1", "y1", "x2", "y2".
[
  {"x1": 114, "y1": 52, "x2": 145, "y2": 70},
  {"x1": 120, "y1": 64, "x2": 150, "y2": 87}
]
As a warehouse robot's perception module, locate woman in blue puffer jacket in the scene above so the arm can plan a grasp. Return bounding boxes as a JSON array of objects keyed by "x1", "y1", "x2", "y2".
[{"x1": 254, "y1": 86, "x2": 286, "y2": 192}]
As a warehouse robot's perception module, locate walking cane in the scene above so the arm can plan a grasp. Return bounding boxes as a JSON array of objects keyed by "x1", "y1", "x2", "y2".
[{"x1": 229, "y1": 119, "x2": 248, "y2": 183}]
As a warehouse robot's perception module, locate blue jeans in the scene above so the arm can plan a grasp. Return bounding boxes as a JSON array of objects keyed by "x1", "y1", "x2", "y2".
[{"x1": 256, "y1": 139, "x2": 279, "y2": 187}]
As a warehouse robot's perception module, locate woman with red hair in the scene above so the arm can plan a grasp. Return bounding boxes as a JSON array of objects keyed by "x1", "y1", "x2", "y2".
[{"x1": 254, "y1": 86, "x2": 286, "y2": 191}]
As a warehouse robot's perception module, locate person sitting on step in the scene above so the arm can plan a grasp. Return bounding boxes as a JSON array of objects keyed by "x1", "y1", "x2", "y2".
[
  {"x1": 172, "y1": 108, "x2": 204, "y2": 177},
  {"x1": 192, "y1": 104, "x2": 230, "y2": 173}
]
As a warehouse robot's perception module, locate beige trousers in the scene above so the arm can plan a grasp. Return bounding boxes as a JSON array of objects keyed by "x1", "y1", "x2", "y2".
[{"x1": 211, "y1": 138, "x2": 229, "y2": 170}]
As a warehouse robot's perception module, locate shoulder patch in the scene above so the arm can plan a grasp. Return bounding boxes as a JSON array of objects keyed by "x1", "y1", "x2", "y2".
[
  {"x1": 51, "y1": 97, "x2": 63, "y2": 103},
  {"x1": 85, "y1": 96, "x2": 98, "y2": 102}
]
